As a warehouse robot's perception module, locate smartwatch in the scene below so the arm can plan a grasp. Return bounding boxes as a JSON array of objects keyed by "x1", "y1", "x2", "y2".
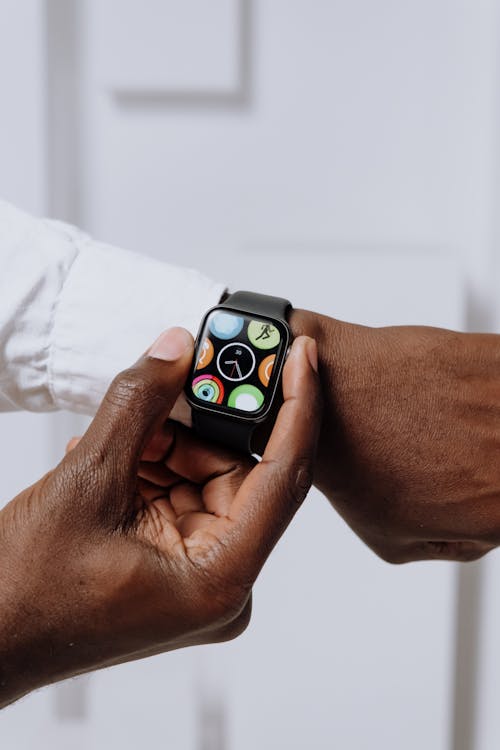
[{"x1": 186, "y1": 291, "x2": 292, "y2": 455}]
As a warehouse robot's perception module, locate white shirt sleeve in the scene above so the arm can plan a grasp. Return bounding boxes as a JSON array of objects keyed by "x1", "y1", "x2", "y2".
[{"x1": 0, "y1": 199, "x2": 226, "y2": 414}]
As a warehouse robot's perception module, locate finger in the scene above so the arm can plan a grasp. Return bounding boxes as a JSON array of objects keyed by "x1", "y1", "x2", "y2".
[
  {"x1": 141, "y1": 421, "x2": 176, "y2": 462},
  {"x1": 169, "y1": 392, "x2": 192, "y2": 428},
  {"x1": 186, "y1": 336, "x2": 322, "y2": 578},
  {"x1": 138, "y1": 461, "x2": 180, "y2": 488},
  {"x1": 66, "y1": 436, "x2": 81, "y2": 455},
  {"x1": 162, "y1": 423, "x2": 254, "y2": 516},
  {"x1": 176, "y1": 510, "x2": 218, "y2": 538},
  {"x1": 417, "y1": 540, "x2": 494, "y2": 563},
  {"x1": 164, "y1": 422, "x2": 254, "y2": 486},
  {"x1": 371, "y1": 539, "x2": 495, "y2": 564},
  {"x1": 169, "y1": 482, "x2": 205, "y2": 516},
  {"x1": 76, "y1": 327, "x2": 194, "y2": 476},
  {"x1": 137, "y1": 478, "x2": 172, "y2": 503}
]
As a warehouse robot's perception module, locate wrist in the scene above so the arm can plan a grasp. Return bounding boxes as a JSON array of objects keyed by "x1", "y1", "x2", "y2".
[
  {"x1": 290, "y1": 307, "x2": 372, "y2": 382},
  {"x1": 289, "y1": 308, "x2": 367, "y2": 496},
  {"x1": 289, "y1": 308, "x2": 345, "y2": 373},
  {"x1": 289, "y1": 308, "x2": 325, "y2": 344}
]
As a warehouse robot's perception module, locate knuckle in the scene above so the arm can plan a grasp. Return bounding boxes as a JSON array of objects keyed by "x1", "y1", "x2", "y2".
[
  {"x1": 108, "y1": 367, "x2": 162, "y2": 414},
  {"x1": 193, "y1": 568, "x2": 252, "y2": 631},
  {"x1": 60, "y1": 450, "x2": 102, "y2": 496},
  {"x1": 182, "y1": 538, "x2": 253, "y2": 631},
  {"x1": 214, "y1": 601, "x2": 252, "y2": 643},
  {"x1": 292, "y1": 458, "x2": 314, "y2": 503},
  {"x1": 263, "y1": 456, "x2": 314, "y2": 508},
  {"x1": 55, "y1": 446, "x2": 126, "y2": 529},
  {"x1": 456, "y1": 549, "x2": 488, "y2": 563},
  {"x1": 426, "y1": 540, "x2": 490, "y2": 563},
  {"x1": 202, "y1": 579, "x2": 251, "y2": 629},
  {"x1": 43, "y1": 458, "x2": 102, "y2": 532},
  {"x1": 376, "y1": 546, "x2": 408, "y2": 565}
]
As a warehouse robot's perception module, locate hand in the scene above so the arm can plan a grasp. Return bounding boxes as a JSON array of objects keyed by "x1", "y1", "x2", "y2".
[
  {"x1": 291, "y1": 309, "x2": 500, "y2": 563},
  {"x1": 0, "y1": 328, "x2": 320, "y2": 707}
]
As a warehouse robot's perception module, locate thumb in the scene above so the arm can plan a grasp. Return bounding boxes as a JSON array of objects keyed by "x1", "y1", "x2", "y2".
[
  {"x1": 78, "y1": 327, "x2": 194, "y2": 471},
  {"x1": 215, "y1": 335, "x2": 321, "y2": 581}
]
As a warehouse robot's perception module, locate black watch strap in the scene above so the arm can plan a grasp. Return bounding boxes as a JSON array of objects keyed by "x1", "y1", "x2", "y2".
[
  {"x1": 192, "y1": 410, "x2": 254, "y2": 453},
  {"x1": 221, "y1": 290, "x2": 291, "y2": 322},
  {"x1": 192, "y1": 290, "x2": 291, "y2": 454}
]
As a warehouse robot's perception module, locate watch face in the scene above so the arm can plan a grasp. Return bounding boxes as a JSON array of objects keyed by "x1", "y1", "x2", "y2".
[{"x1": 189, "y1": 309, "x2": 289, "y2": 418}]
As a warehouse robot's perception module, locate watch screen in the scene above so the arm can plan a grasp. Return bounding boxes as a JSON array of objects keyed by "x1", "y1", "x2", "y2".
[{"x1": 190, "y1": 310, "x2": 287, "y2": 416}]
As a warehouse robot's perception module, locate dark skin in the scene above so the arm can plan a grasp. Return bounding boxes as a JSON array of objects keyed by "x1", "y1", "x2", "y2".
[
  {"x1": 291, "y1": 309, "x2": 500, "y2": 563},
  {"x1": 0, "y1": 330, "x2": 321, "y2": 708},
  {"x1": 2, "y1": 306, "x2": 500, "y2": 706}
]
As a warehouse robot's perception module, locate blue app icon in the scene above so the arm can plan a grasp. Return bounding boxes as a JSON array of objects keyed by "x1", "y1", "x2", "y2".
[{"x1": 208, "y1": 312, "x2": 244, "y2": 340}]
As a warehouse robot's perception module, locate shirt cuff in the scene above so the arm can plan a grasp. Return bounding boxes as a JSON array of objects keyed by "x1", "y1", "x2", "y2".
[{"x1": 49, "y1": 241, "x2": 225, "y2": 415}]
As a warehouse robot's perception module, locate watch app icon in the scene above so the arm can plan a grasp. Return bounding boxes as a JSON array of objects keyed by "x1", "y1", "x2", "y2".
[
  {"x1": 217, "y1": 342, "x2": 256, "y2": 382},
  {"x1": 228, "y1": 384, "x2": 265, "y2": 412},
  {"x1": 247, "y1": 320, "x2": 281, "y2": 350}
]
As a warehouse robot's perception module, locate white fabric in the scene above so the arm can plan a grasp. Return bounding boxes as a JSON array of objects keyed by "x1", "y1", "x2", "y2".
[{"x1": 0, "y1": 200, "x2": 225, "y2": 414}]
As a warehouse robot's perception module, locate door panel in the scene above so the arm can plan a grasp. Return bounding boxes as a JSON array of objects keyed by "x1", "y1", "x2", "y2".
[{"x1": 88, "y1": 0, "x2": 241, "y2": 95}]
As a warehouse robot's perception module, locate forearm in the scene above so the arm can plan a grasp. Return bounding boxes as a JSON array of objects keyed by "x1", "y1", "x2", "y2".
[{"x1": 0, "y1": 199, "x2": 225, "y2": 416}]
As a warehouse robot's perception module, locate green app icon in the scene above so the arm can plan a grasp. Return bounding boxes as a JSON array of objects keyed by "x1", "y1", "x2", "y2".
[
  {"x1": 247, "y1": 320, "x2": 281, "y2": 350},
  {"x1": 228, "y1": 384, "x2": 265, "y2": 412}
]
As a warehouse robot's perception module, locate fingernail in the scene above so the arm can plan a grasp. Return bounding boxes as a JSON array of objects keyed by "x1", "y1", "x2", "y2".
[
  {"x1": 305, "y1": 338, "x2": 318, "y2": 373},
  {"x1": 148, "y1": 327, "x2": 192, "y2": 361}
]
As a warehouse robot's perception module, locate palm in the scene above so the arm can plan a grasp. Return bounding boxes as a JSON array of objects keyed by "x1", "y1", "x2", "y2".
[
  {"x1": 68, "y1": 420, "x2": 254, "y2": 554},
  {"x1": 135, "y1": 420, "x2": 253, "y2": 554}
]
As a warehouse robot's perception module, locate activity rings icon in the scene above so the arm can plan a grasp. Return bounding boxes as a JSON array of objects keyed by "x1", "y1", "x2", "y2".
[{"x1": 192, "y1": 374, "x2": 224, "y2": 404}]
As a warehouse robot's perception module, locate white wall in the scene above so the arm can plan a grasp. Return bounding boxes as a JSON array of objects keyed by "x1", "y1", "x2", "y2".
[{"x1": 1, "y1": 1, "x2": 499, "y2": 748}]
